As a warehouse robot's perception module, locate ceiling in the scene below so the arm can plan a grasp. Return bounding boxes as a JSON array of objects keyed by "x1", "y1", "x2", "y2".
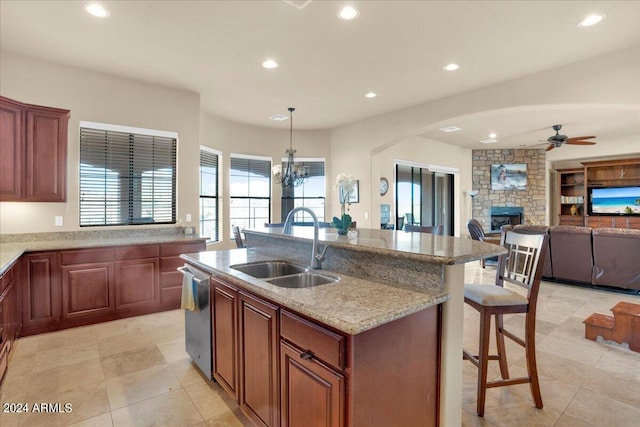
[{"x1": 1, "y1": 1, "x2": 639, "y2": 148}]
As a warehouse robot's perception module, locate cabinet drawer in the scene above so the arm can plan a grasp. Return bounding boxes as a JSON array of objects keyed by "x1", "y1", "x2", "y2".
[
  {"x1": 281, "y1": 310, "x2": 345, "y2": 370},
  {"x1": 60, "y1": 248, "x2": 114, "y2": 265},
  {"x1": 114, "y1": 245, "x2": 159, "y2": 260}
]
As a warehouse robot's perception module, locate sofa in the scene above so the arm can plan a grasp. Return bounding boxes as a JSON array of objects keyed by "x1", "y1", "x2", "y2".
[{"x1": 507, "y1": 225, "x2": 639, "y2": 292}]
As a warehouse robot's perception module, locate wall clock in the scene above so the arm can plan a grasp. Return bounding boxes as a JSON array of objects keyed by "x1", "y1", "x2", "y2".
[{"x1": 380, "y1": 177, "x2": 389, "y2": 196}]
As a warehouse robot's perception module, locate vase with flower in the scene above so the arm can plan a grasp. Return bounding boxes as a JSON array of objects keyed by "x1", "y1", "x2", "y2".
[{"x1": 333, "y1": 173, "x2": 356, "y2": 235}]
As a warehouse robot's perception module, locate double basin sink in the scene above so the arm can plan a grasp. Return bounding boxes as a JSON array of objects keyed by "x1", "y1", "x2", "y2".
[{"x1": 230, "y1": 261, "x2": 339, "y2": 288}]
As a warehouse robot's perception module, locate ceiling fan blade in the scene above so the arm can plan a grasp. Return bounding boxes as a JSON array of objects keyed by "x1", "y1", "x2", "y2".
[
  {"x1": 566, "y1": 140, "x2": 597, "y2": 145},
  {"x1": 546, "y1": 144, "x2": 555, "y2": 151},
  {"x1": 567, "y1": 136, "x2": 596, "y2": 142}
]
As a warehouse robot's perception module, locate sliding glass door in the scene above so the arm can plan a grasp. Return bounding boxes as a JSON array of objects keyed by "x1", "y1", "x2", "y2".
[{"x1": 395, "y1": 164, "x2": 454, "y2": 235}]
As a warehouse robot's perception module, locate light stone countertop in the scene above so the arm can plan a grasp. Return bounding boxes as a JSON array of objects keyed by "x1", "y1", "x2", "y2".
[
  {"x1": 243, "y1": 226, "x2": 506, "y2": 265},
  {"x1": 0, "y1": 234, "x2": 207, "y2": 276},
  {"x1": 181, "y1": 248, "x2": 450, "y2": 335}
]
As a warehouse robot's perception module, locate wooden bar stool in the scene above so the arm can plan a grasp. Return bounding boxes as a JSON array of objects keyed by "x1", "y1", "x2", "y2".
[{"x1": 463, "y1": 230, "x2": 548, "y2": 416}]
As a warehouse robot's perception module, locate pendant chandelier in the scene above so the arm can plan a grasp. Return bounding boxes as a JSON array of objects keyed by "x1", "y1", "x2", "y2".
[{"x1": 272, "y1": 107, "x2": 309, "y2": 188}]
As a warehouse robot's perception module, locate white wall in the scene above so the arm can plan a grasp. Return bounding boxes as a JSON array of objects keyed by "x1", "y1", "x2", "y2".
[{"x1": 0, "y1": 52, "x2": 201, "y2": 234}]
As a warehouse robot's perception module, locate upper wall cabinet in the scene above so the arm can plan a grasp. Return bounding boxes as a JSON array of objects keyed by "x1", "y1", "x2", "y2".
[{"x1": 0, "y1": 96, "x2": 70, "y2": 202}]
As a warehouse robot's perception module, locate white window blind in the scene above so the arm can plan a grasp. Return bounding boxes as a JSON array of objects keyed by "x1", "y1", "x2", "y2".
[
  {"x1": 200, "y1": 147, "x2": 219, "y2": 241},
  {"x1": 79, "y1": 125, "x2": 177, "y2": 227}
]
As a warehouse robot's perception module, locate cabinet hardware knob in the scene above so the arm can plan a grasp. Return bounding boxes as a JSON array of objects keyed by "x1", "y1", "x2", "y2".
[{"x1": 299, "y1": 350, "x2": 314, "y2": 360}]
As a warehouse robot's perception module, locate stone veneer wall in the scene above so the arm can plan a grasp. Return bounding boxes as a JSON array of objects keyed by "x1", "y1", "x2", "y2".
[{"x1": 471, "y1": 149, "x2": 547, "y2": 229}]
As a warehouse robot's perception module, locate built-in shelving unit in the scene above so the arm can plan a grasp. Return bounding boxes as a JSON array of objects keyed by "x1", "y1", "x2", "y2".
[{"x1": 557, "y1": 168, "x2": 585, "y2": 226}]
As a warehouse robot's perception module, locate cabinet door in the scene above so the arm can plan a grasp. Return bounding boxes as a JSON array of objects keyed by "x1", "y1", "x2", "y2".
[
  {"x1": 239, "y1": 291, "x2": 279, "y2": 427},
  {"x1": 114, "y1": 258, "x2": 159, "y2": 311},
  {"x1": 212, "y1": 278, "x2": 239, "y2": 398},
  {"x1": 0, "y1": 97, "x2": 23, "y2": 201},
  {"x1": 61, "y1": 263, "x2": 114, "y2": 321},
  {"x1": 280, "y1": 340, "x2": 344, "y2": 427},
  {"x1": 22, "y1": 252, "x2": 60, "y2": 335},
  {"x1": 24, "y1": 106, "x2": 69, "y2": 201},
  {"x1": 159, "y1": 242, "x2": 206, "y2": 307}
]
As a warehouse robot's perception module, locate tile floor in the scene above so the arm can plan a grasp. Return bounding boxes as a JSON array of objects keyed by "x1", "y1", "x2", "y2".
[{"x1": 0, "y1": 262, "x2": 639, "y2": 426}]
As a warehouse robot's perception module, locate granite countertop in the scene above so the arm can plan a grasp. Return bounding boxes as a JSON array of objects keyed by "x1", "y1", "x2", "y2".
[
  {"x1": 0, "y1": 234, "x2": 207, "y2": 276},
  {"x1": 243, "y1": 227, "x2": 506, "y2": 265},
  {"x1": 181, "y1": 249, "x2": 450, "y2": 335}
]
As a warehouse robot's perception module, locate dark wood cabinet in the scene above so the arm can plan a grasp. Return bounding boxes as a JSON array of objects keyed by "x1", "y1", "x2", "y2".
[
  {"x1": 239, "y1": 291, "x2": 280, "y2": 427},
  {"x1": 20, "y1": 240, "x2": 205, "y2": 336},
  {"x1": 280, "y1": 340, "x2": 344, "y2": 427},
  {"x1": 1, "y1": 262, "x2": 21, "y2": 384},
  {"x1": 61, "y1": 262, "x2": 114, "y2": 321},
  {"x1": 114, "y1": 258, "x2": 159, "y2": 311},
  {"x1": 212, "y1": 278, "x2": 239, "y2": 398},
  {"x1": 22, "y1": 252, "x2": 60, "y2": 335},
  {"x1": 0, "y1": 97, "x2": 23, "y2": 201},
  {"x1": 0, "y1": 96, "x2": 69, "y2": 202},
  {"x1": 160, "y1": 242, "x2": 206, "y2": 307}
]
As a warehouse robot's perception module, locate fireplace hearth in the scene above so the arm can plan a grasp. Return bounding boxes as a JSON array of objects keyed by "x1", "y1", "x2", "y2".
[{"x1": 490, "y1": 206, "x2": 524, "y2": 232}]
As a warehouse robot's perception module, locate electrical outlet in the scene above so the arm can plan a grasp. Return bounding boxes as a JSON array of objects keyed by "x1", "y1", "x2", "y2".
[
  {"x1": 55, "y1": 216, "x2": 64, "y2": 226},
  {"x1": 364, "y1": 212, "x2": 369, "y2": 219},
  {"x1": 185, "y1": 213, "x2": 192, "y2": 222}
]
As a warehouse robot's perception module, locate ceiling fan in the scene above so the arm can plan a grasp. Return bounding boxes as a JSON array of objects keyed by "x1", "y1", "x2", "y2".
[{"x1": 544, "y1": 124, "x2": 596, "y2": 151}]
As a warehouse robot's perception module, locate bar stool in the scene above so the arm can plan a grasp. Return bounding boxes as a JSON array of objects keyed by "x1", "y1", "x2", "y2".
[{"x1": 463, "y1": 230, "x2": 548, "y2": 416}]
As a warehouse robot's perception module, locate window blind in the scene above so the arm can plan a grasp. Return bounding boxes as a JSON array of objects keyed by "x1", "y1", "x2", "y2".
[
  {"x1": 79, "y1": 126, "x2": 177, "y2": 227},
  {"x1": 229, "y1": 155, "x2": 271, "y2": 234},
  {"x1": 281, "y1": 160, "x2": 325, "y2": 221},
  {"x1": 200, "y1": 148, "x2": 219, "y2": 241}
]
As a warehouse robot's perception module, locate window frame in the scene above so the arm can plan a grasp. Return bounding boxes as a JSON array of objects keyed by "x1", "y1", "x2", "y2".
[
  {"x1": 280, "y1": 158, "x2": 326, "y2": 222},
  {"x1": 199, "y1": 146, "x2": 221, "y2": 242},
  {"x1": 78, "y1": 121, "x2": 177, "y2": 227},
  {"x1": 229, "y1": 153, "x2": 272, "y2": 238}
]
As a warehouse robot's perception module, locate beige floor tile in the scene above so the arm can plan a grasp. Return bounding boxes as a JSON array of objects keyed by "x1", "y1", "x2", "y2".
[
  {"x1": 110, "y1": 389, "x2": 203, "y2": 426},
  {"x1": 481, "y1": 404, "x2": 561, "y2": 427},
  {"x1": 157, "y1": 338, "x2": 189, "y2": 363},
  {"x1": 26, "y1": 358, "x2": 105, "y2": 396},
  {"x1": 185, "y1": 381, "x2": 237, "y2": 421},
  {"x1": 199, "y1": 409, "x2": 253, "y2": 427},
  {"x1": 33, "y1": 340, "x2": 101, "y2": 373},
  {"x1": 17, "y1": 381, "x2": 110, "y2": 427},
  {"x1": 581, "y1": 367, "x2": 640, "y2": 409},
  {"x1": 554, "y1": 413, "x2": 597, "y2": 427},
  {"x1": 535, "y1": 335, "x2": 606, "y2": 366},
  {"x1": 0, "y1": 411, "x2": 21, "y2": 427},
  {"x1": 101, "y1": 344, "x2": 167, "y2": 379},
  {"x1": 564, "y1": 388, "x2": 640, "y2": 427},
  {"x1": 169, "y1": 357, "x2": 209, "y2": 387},
  {"x1": 69, "y1": 412, "x2": 114, "y2": 427},
  {"x1": 105, "y1": 364, "x2": 181, "y2": 410},
  {"x1": 595, "y1": 346, "x2": 640, "y2": 380},
  {"x1": 11, "y1": 335, "x2": 40, "y2": 357},
  {"x1": 37, "y1": 326, "x2": 99, "y2": 352}
]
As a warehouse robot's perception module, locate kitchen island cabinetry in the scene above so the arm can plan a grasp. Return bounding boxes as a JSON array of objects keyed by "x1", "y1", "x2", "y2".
[
  {"x1": 238, "y1": 291, "x2": 280, "y2": 427},
  {"x1": 160, "y1": 242, "x2": 206, "y2": 308},
  {"x1": 212, "y1": 278, "x2": 239, "y2": 398}
]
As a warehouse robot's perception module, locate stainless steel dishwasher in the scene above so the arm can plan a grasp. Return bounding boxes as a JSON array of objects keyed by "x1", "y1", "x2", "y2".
[{"x1": 178, "y1": 264, "x2": 212, "y2": 379}]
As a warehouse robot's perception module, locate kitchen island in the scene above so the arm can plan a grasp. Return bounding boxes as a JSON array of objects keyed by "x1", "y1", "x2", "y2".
[{"x1": 182, "y1": 227, "x2": 506, "y2": 426}]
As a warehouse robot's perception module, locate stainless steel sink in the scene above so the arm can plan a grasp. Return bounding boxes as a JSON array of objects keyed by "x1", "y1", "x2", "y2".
[
  {"x1": 230, "y1": 261, "x2": 308, "y2": 278},
  {"x1": 266, "y1": 272, "x2": 339, "y2": 288}
]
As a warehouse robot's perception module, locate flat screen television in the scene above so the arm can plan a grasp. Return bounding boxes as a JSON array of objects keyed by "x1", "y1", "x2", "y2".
[{"x1": 588, "y1": 186, "x2": 640, "y2": 216}]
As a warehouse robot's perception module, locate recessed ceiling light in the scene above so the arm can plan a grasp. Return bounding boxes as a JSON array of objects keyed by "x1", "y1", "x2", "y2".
[
  {"x1": 261, "y1": 59, "x2": 279, "y2": 69},
  {"x1": 439, "y1": 125, "x2": 461, "y2": 133},
  {"x1": 338, "y1": 6, "x2": 359, "y2": 20},
  {"x1": 488, "y1": 132, "x2": 497, "y2": 139},
  {"x1": 84, "y1": 3, "x2": 110, "y2": 18},
  {"x1": 443, "y1": 63, "x2": 459, "y2": 71},
  {"x1": 269, "y1": 114, "x2": 289, "y2": 121},
  {"x1": 480, "y1": 138, "x2": 498, "y2": 144},
  {"x1": 365, "y1": 92, "x2": 377, "y2": 98},
  {"x1": 578, "y1": 14, "x2": 606, "y2": 27}
]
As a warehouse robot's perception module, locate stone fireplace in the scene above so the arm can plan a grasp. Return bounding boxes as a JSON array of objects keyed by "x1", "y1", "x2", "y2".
[{"x1": 490, "y1": 206, "x2": 524, "y2": 232}]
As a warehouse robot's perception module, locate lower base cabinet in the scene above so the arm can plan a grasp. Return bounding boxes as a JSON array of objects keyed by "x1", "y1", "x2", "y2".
[
  {"x1": 206, "y1": 272, "x2": 440, "y2": 427},
  {"x1": 1, "y1": 262, "x2": 21, "y2": 384},
  {"x1": 280, "y1": 340, "x2": 344, "y2": 427},
  {"x1": 239, "y1": 291, "x2": 279, "y2": 427}
]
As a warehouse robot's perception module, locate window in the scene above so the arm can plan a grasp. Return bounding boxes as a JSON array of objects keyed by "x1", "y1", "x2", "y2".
[
  {"x1": 200, "y1": 147, "x2": 220, "y2": 241},
  {"x1": 79, "y1": 122, "x2": 177, "y2": 227},
  {"x1": 281, "y1": 160, "x2": 325, "y2": 222},
  {"x1": 229, "y1": 154, "x2": 271, "y2": 236}
]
